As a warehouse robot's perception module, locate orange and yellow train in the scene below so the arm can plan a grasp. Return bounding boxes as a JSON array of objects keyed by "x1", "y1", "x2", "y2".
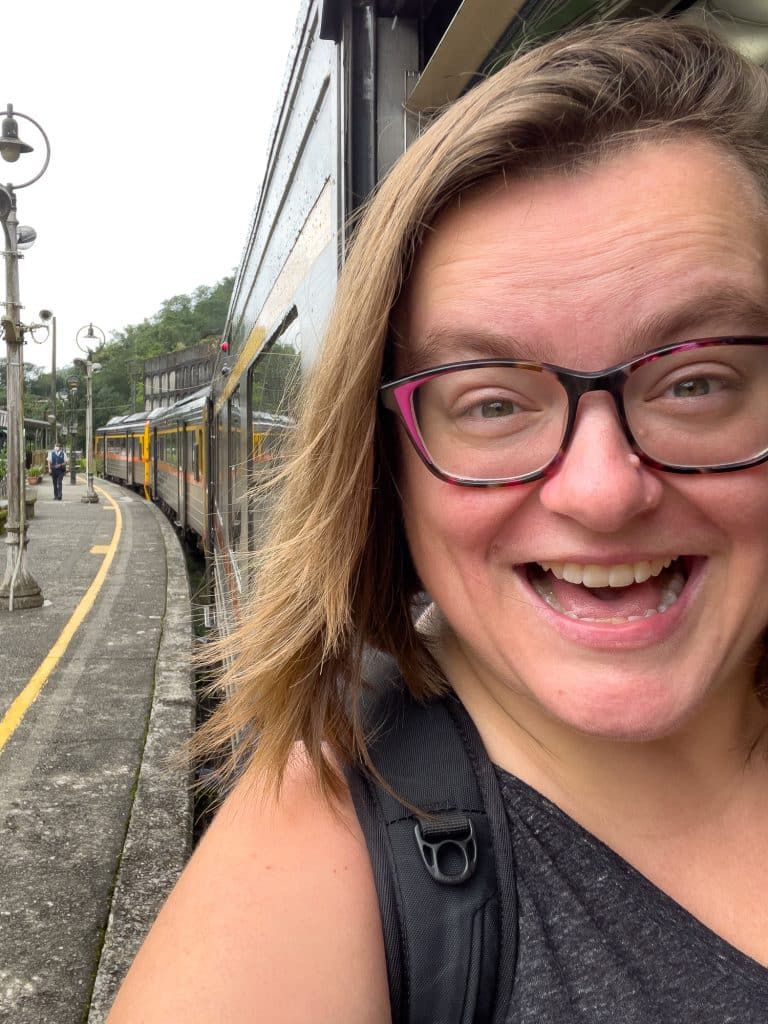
[{"x1": 95, "y1": 387, "x2": 290, "y2": 560}]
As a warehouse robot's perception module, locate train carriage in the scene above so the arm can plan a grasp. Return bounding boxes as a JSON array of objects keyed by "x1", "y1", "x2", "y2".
[
  {"x1": 148, "y1": 390, "x2": 210, "y2": 546},
  {"x1": 96, "y1": 410, "x2": 152, "y2": 492}
]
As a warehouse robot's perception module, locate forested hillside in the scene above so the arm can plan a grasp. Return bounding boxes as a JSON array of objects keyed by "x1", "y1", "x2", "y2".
[{"x1": 16, "y1": 275, "x2": 233, "y2": 433}]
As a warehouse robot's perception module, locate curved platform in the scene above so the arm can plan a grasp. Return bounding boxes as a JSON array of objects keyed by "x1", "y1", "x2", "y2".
[{"x1": 0, "y1": 475, "x2": 195, "y2": 1023}]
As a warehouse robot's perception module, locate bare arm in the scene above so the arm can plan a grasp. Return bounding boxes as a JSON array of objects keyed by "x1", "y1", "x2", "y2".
[{"x1": 106, "y1": 753, "x2": 391, "y2": 1023}]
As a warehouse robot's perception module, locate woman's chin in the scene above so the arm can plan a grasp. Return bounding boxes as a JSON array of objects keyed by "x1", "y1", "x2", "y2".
[{"x1": 531, "y1": 673, "x2": 700, "y2": 743}]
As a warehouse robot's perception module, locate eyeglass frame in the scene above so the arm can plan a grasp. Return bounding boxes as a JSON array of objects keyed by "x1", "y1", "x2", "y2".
[{"x1": 379, "y1": 336, "x2": 768, "y2": 487}]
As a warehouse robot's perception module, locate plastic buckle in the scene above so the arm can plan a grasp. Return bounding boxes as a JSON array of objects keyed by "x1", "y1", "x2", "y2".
[{"x1": 414, "y1": 816, "x2": 477, "y2": 885}]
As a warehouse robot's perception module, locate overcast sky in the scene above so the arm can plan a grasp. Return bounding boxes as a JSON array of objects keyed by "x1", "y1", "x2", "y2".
[{"x1": 5, "y1": 0, "x2": 302, "y2": 372}]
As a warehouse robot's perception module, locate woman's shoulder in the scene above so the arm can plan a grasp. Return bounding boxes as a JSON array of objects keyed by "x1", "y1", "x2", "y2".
[{"x1": 106, "y1": 749, "x2": 390, "y2": 1023}]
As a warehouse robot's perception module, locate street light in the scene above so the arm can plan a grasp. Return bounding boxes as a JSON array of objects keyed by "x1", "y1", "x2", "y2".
[
  {"x1": 75, "y1": 323, "x2": 104, "y2": 504},
  {"x1": 0, "y1": 103, "x2": 50, "y2": 611},
  {"x1": 65, "y1": 376, "x2": 80, "y2": 487},
  {"x1": 30, "y1": 308, "x2": 57, "y2": 446}
]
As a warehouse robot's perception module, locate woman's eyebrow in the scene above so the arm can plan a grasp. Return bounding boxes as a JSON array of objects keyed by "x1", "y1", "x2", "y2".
[
  {"x1": 401, "y1": 327, "x2": 546, "y2": 374},
  {"x1": 626, "y1": 288, "x2": 768, "y2": 355},
  {"x1": 401, "y1": 287, "x2": 768, "y2": 373}
]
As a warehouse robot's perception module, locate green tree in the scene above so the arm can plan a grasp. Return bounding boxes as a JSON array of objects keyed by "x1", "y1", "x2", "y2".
[
  {"x1": 1, "y1": 360, "x2": 51, "y2": 417},
  {"x1": 89, "y1": 275, "x2": 233, "y2": 428},
  {"x1": 36, "y1": 275, "x2": 234, "y2": 432}
]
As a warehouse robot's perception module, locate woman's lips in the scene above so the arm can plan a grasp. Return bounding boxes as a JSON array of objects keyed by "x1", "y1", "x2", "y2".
[
  {"x1": 512, "y1": 557, "x2": 704, "y2": 650},
  {"x1": 527, "y1": 557, "x2": 687, "y2": 623}
]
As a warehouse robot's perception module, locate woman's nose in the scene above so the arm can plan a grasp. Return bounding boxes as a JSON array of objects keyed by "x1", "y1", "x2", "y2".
[{"x1": 538, "y1": 392, "x2": 663, "y2": 531}]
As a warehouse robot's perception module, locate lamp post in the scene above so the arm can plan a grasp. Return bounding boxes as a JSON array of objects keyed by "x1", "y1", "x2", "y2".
[
  {"x1": 30, "y1": 308, "x2": 57, "y2": 446},
  {"x1": 75, "y1": 323, "x2": 104, "y2": 504},
  {"x1": 65, "y1": 377, "x2": 80, "y2": 486},
  {"x1": 0, "y1": 103, "x2": 50, "y2": 611}
]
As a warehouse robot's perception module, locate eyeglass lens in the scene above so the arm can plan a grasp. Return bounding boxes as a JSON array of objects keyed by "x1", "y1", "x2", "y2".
[{"x1": 410, "y1": 343, "x2": 768, "y2": 481}]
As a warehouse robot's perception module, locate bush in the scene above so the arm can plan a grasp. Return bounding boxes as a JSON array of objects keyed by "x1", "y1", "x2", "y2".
[{"x1": 27, "y1": 464, "x2": 44, "y2": 478}]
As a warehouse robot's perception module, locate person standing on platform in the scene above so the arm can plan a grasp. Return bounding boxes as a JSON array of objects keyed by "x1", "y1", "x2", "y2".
[{"x1": 48, "y1": 442, "x2": 67, "y2": 501}]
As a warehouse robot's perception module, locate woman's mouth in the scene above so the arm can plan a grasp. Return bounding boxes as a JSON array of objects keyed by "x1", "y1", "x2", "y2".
[{"x1": 526, "y1": 556, "x2": 689, "y2": 624}]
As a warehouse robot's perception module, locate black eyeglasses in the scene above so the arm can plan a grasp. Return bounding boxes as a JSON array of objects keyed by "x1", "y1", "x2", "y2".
[{"x1": 380, "y1": 337, "x2": 768, "y2": 486}]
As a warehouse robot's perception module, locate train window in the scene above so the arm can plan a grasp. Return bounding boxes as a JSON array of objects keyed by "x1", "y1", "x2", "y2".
[
  {"x1": 249, "y1": 339, "x2": 301, "y2": 418},
  {"x1": 192, "y1": 439, "x2": 200, "y2": 481},
  {"x1": 229, "y1": 387, "x2": 244, "y2": 546},
  {"x1": 248, "y1": 321, "x2": 301, "y2": 469},
  {"x1": 246, "y1": 318, "x2": 301, "y2": 555},
  {"x1": 230, "y1": 389, "x2": 243, "y2": 468},
  {"x1": 166, "y1": 431, "x2": 178, "y2": 467}
]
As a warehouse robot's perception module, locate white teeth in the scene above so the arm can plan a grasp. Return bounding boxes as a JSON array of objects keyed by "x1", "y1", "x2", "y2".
[
  {"x1": 530, "y1": 563, "x2": 687, "y2": 623},
  {"x1": 633, "y1": 562, "x2": 653, "y2": 584},
  {"x1": 562, "y1": 563, "x2": 583, "y2": 585},
  {"x1": 575, "y1": 607, "x2": 663, "y2": 623},
  {"x1": 538, "y1": 557, "x2": 675, "y2": 588},
  {"x1": 608, "y1": 564, "x2": 635, "y2": 588},
  {"x1": 657, "y1": 571, "x2": 685, "y2": 612}
]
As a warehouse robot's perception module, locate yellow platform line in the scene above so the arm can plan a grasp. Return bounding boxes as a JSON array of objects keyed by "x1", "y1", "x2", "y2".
[{"x1": 0, "y1": 485, "x2": 123, "y2": 754}]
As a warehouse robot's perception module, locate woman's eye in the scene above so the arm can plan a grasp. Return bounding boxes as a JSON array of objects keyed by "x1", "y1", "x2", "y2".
[
  {"x1": 669, "y1": 376, "x2": 721, "y2": 398},
  {"x1": 475, "y1": 398, "x2": 520, "y2": 418},
  {"x1": 646, "y1": 362, "x2": 742, "y2": 402}
]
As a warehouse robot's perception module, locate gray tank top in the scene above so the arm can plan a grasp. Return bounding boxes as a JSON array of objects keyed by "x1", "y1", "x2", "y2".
[{"x1": 496, "y1": 767, "x2": 768, "y2": 1022}]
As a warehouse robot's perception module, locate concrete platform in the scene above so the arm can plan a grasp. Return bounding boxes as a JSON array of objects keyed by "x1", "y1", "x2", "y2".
[{"x1": 0, "y1": 475, "x2": 195, "y2": 1023}]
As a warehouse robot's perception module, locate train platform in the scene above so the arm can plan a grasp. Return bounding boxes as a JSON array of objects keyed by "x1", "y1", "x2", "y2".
[{"x1": 0, "y1": 474, "x2": 195, "y2": 1024}]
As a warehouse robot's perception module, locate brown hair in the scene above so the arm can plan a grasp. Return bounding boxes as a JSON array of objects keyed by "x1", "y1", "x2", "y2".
[{"x1": 195, "y1": 17, "x2": 768, "y2": 798}]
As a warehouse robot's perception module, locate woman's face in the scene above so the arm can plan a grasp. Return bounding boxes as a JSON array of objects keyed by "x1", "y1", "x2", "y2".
[{"x1": 394, "y1": 139, "x2": 768, "y2": 742}]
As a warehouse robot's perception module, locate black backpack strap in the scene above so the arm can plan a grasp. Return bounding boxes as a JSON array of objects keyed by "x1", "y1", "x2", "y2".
[{"x1": 346, "y1": 674, "x2": 518, "y2": 1024}]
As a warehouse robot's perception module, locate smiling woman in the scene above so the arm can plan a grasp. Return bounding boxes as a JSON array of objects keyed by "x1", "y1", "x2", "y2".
[
  {"x1": 396, "y1": 139, "x2": 768, "y2": 747},
  {"x1": 106, "y1": 16, "x2": 768, "y2": 1024}
]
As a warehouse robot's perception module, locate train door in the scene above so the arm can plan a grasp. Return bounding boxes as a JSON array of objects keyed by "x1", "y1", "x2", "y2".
[
  {"x1": 178, "y1": 421, "x2": 187, "y2": 530},
  {"x1": 142, "y1": 422, "x2": 151, "y2": 498},
  {"x1": 133, "y1": 434, "x2": 141, "y2": 487},
  {"x1": 216, "y1": 401, "x2": 229, "y2": 543},
  {"x1": 203, "y1": 398, "x2": 214, "y2": 558},
  {"x1": 174, "y1": 423, "x2": 182, "y2": 525},
  {"x1": 133, "y1": 431, "x2": 139, "y2": 488},
  {"x1": 229, "y1": 386, "x2": 244, "y2": 566},
  {"x1": 151, "y1": 428, "x2": 158, "y2": 497}
]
